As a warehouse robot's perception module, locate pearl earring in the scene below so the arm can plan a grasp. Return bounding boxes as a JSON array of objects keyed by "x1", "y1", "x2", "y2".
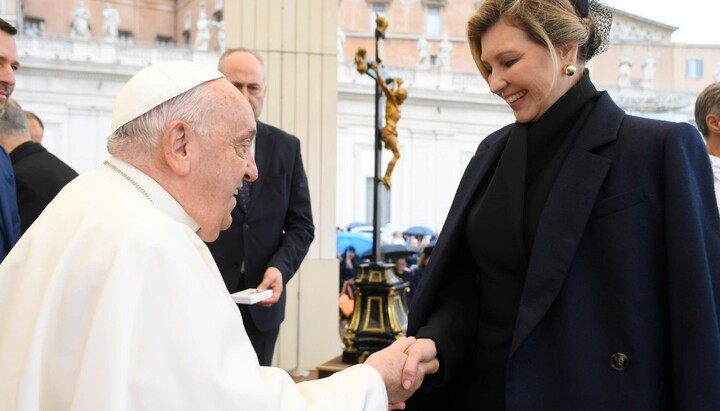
[{"x1": 563, "y1": 64, "x2": 577, "y2": 76}]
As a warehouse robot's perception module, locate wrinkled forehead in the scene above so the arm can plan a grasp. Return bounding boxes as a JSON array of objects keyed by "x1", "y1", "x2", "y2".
[
  {"x1": 218, "y1": 78, "x2": 255, "y2": 119},
  {"x1": 214, "y1": 80, "x2": 256, "y2": 139}
]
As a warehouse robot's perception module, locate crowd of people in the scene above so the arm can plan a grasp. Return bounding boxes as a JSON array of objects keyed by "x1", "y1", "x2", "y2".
[
  {"x1": 3, "y1": 0, "x2": 720, "y2": 408},
  {"x1": 337, "y1": 226, "x2": 436, "y2": 323}
]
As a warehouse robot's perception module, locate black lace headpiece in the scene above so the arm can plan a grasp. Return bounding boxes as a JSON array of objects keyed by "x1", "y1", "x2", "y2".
[{"x1": 572, "y1": 0, "x2": 613, "y2": 60}]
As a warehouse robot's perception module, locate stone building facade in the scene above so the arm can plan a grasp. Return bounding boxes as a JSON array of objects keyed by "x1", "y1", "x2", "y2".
[
  {"x1": 18, "y1": 0, "x2": 225, "y2": 49},
  {"x1": 336, "y1": 1, "x2": 720, "y2": 232},
  {"x1": 4, "y1": 0, "x2": 225, "y2": 174},
  {"x1": 6, "y1": 1, "x2": 717, "y2": 230}
]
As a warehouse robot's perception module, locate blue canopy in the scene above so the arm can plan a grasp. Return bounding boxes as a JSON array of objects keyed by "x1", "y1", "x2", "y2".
[
  {"x1": 346, "y1": 221, "x2": 371, "y2": 229},
  {"x1": 403, "y1": 225, "x2": 436, "y2": 237},
  {"x1": 337, "y1": 231, "x2": 374, "y2": 255}
]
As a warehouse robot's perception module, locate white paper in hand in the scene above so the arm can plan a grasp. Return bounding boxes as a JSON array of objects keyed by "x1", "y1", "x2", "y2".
[{"x1": 231, "y1": 288, "x2": 272, "y2": 305}]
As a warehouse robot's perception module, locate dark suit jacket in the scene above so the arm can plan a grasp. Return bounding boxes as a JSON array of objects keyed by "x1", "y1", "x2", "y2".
[
  {"x1": 407, "y1": 92, "x2": 720, "y2": 410},
  {"x1": 10, "y1": 142, "x2": 78, "y2": 234},
  {"x1": 0, "y1": 147, "x2": 20, "y2": 261},
  {"x1": 207, "y1": 121, "x2": 314, "y2": 332}
]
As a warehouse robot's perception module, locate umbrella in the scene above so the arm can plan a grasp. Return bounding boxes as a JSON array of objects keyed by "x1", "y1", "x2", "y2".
[
  {"x1": 361, "y1": 243, "x2": 418, "y2": 259},
  {"x1": 402, "y1": 225, "x2": 436, "y2": 237},
  {"x1": 337, "y1": 231, "x2": 374, "y2": 255},
  {"x1": 346, "y1": 221, "x2": 371, "y2": 230}
]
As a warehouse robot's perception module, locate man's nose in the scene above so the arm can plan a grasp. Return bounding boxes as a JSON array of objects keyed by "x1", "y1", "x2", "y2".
[{"x1": 244, "y1": 149, "x2": 258, "y2": 182}]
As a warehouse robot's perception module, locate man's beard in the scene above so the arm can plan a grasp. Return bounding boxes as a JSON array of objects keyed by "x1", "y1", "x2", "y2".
[{"x1": 0, "y1": 83, "x2": 12, "y2": 116}]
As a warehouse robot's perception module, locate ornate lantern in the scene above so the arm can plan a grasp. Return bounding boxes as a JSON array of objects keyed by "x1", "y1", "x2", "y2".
[{"x1": 342, "y1": 262, "x2": 409, "y2": 364}]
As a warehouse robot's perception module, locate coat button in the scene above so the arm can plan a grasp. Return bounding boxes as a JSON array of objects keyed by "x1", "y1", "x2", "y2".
[
  {"x1": 243, "y1": 223, "x2": 249, "y2": 230},
  {"x1": 610, "y1": 353, "x2": 628, "y2": 371}
]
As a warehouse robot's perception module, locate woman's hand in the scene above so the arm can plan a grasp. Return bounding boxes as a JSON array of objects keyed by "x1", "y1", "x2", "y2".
[{"x1": 401, "y1": 338, "x2": 438, "y2": 392}]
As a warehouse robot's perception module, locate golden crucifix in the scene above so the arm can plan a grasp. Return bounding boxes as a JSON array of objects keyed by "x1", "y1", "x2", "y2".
[{"x1": 353, "y1": 16, "x2": 407, "y2": 189}]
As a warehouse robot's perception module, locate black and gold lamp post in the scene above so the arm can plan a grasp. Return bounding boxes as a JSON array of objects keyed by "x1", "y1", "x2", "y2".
[{"x1": 343, "y1": 15, "x2": 410, "y2": 364}]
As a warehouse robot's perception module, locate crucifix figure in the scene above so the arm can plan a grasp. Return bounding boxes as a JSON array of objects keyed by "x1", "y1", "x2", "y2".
[{"x1": 371, "y1": 62, "x2": 406, "y2": 189}]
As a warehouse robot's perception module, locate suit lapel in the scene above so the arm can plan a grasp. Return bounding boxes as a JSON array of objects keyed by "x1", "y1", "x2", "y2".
[
  {"x1": 510, "y1": 92, "x2": 624, "y2": 356},
  {"x1": 451, "y1": 141, "x2": 506, "y2": 220},
  {"x1": 246, "y1": 121, "x2": 276, "y2": 213}
]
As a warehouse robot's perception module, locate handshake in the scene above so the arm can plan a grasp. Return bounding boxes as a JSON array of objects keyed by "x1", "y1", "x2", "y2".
[{"x1": 364, "y1": 337, "x2": 439, "y2": 409}]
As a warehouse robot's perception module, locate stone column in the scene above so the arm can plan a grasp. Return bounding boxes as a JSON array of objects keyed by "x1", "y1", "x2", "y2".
[{"x1": 225, "y1": 0, "x2": 340, "y2": 372}]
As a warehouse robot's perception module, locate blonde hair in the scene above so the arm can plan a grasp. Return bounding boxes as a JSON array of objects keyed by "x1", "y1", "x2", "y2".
[{"x1": 467, "y1": 0, "x2": 595, "y2": 81}]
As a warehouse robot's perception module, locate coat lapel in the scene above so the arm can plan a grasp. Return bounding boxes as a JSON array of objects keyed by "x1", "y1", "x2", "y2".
[
  {"x1": 409, "y1": 128, "x2": 510, "y2": 333},
  {"x1": 450, "y1": 139, "x2": 506, "y2": 220},
  {"x1": 510, "y1": 92, "x2": 624, "y2": 356}
]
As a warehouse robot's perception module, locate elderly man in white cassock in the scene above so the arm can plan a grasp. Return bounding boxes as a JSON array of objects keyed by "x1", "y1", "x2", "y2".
[{"x1": 0, "y1": 60, "x2": 438, "y2": 410}]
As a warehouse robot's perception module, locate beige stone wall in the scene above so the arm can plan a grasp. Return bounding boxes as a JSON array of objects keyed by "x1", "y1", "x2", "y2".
[
  {"x1": 22, "y1": 0, "x2": 174, "y2": 42},
  {"x1": 340, "y1": 1, "x2": 720, "y2": 96},
  {"x1": 226, "y1": 0, "x2": 342, "y2": 371},
  {"x1": 340, "y1": 0, "x2": 478, "y2": 72},
  {"x1": 590, "y1": 42, "x2": 720, "y2": 94},
  {"x1": 21, "y1": 0, "x2": 227, "y2": 47}
]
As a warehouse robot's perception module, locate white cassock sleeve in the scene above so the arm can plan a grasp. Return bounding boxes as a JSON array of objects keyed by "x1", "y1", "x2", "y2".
[{"x1": 0, "y1": 169, "x2": 388, "y2": 411}]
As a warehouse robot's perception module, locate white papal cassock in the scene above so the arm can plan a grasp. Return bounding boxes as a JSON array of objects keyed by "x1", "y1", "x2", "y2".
[{"x1": 0, "y1": 157, "x2": 386, "y2": 410}]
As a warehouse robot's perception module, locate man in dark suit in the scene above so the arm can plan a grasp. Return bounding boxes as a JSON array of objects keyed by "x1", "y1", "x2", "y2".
[
  {"x1": 0, "y1": 99, "x2": 78, "y2": 234},
  {"x1": 207, "y1": 48, "x2": 315, "y2": 366}
]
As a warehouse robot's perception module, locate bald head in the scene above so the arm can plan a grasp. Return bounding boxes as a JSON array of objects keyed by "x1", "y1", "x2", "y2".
[
  {"x1": 25, "y1": 111, "x2": 44, "y2": 143},
  {"x1": 218, "y1": 49, "x2": 266, "y2": 120},
  {"x1": 0, "y1": 99, "x2": 30, "y2": 153}
]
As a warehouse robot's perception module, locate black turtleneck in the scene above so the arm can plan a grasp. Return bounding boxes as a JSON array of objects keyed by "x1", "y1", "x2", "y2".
[{"x1": 463, "y1": 72, "x2": 599, "y2": 409}]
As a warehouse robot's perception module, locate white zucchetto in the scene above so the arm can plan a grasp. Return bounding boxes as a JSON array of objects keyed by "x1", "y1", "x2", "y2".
[{"x1": 111, "y1": 60, "x2": 223, "y2": 133}]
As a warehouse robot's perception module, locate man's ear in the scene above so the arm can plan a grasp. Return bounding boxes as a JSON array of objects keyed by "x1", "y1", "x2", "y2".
[
  {"x1": 162, "y1": 120, "x2": 191, "y2": 176},
  {"x1": 706, "y1": 114, "x2": 720, "y2": 134}
]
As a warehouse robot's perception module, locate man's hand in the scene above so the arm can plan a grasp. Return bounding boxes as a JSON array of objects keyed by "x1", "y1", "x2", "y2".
[
  {"x1": 256, "y1": 266, "x2": 283, "y2": 307},
  {"x1": 364, "y1": 337, "x2": 439, "y2": 405}
]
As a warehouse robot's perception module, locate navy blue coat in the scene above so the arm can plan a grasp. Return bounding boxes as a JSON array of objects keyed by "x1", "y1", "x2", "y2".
[
  {"x1": 407, "y1": 92, "x2": 720, "y2": 409},
  {"x1": 207, "y1": 121, "x2": 314, "y2": 332},
  {"x1": 0, "y1": 147, "x2": 20, "y2": 262}
]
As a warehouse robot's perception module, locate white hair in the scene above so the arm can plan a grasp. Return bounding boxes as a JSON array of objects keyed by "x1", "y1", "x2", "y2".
[{"x1": 107, "y1": 81, "x2": 216, "y2": 158}]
